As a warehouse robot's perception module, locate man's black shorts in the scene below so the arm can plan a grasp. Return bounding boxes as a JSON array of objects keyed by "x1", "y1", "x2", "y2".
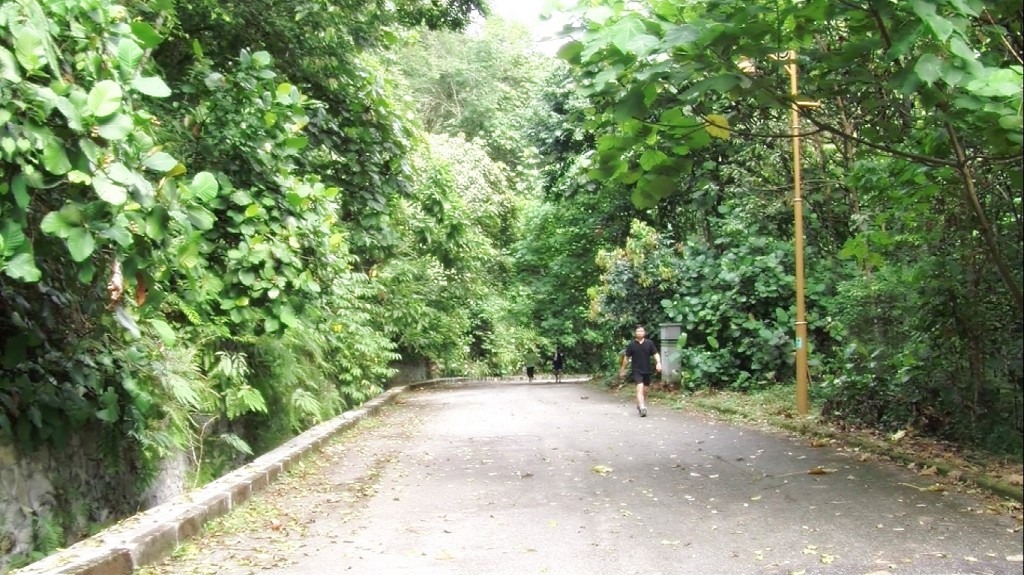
[{"x1": 631, "y1": 372, "x2": 652, "y2": 385}]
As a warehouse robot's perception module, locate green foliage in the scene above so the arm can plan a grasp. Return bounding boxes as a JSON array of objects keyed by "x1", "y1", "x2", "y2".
[
  {"x1": 822, "y1": 221, "x2": 1022, "y2": 456},
  {"x1": 593, "y1": 220, "x2": 796, "y2": 390},
  {"x1": 395, "y1": 18, "x2": 552, "y2": 174},
  {"x1": 556, "y1": 0, "x2": 1022, "y2": 456},
  {"x1": 2, "y1": 0, "x2": 496, "y2": 563}
]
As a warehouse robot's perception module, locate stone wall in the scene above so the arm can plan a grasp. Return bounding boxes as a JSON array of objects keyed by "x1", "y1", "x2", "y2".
[
  {"x1": 0, "y1": 442, "x2": 55, "y2": 564},
  {"x1": 387, "y1": 359, "x2": 432, "y2": 387},
  {"x1": 0, "y1": 431, "x2": 190, "y2": 572}
]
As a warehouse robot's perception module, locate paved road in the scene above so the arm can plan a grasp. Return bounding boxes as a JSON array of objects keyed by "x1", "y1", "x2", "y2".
[{"x1": 149, "y1": 380, "x2": 1023, "y2": 575}]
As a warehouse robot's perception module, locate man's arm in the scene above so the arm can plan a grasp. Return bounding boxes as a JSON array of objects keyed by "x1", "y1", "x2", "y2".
[{"x1": 653, "y1": 352, "x2": 662, "y2": 373}]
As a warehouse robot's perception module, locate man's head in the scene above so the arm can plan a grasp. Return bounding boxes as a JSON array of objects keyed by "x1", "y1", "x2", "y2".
[{"x1": 634, "y1": 326, "x2": 646, "y2": 340}]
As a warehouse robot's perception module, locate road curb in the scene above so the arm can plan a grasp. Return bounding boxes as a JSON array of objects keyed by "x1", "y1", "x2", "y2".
[{"x1": 11, "y1": 378, "x2": 467, "y2": 575}]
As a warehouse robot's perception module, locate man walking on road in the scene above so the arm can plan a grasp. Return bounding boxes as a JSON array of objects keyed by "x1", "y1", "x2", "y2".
[
  {"x1": 552, "y1": 348, "x2": 565, "y2": 383},
  {"x1": 620, "y1": 326, "x2": 661, "y2": 417}
]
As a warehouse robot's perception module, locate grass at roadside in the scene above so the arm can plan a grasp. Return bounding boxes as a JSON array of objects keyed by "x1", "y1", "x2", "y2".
[{"x1": 590, "y1": 375, "x2": 1023, "y2": 517}]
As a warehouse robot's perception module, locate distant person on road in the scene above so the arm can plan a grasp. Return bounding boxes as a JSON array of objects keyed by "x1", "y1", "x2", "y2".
[
  {"x1": 525, "y1": 349, "x2": 539, "y2": 382},
  {"x1": 552, "y1": 348, "x2": 566, "y2": 383},
  {"x1": 619, "y1": 326, "x2": 661, "y2": 417}
]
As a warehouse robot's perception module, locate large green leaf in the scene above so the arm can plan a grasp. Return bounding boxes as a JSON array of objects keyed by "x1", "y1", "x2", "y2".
[
  {"x1": 97, "y1": 114, "x2": 134, "y2": 140},
  {"x1": 285, "y1": 136, "x2": 308, "y2": 150},
  {"x1": 142, "y1": 151, "x2": 179, "y2": 172},
  {"x1": 146, "y1": 206, "x2": 169, "y2": 240},
  {"x1": 11, "y1": 174, "x2": 30, "y2": 209},
  {"x1": 0, "y1": 222, "x2": 26, "y2": 255},
  {"x1": 93, "y1": 176, "x2": 128, "y2": 205},
  {"x1": 631, "y1": 187, "x2": 658, "y2": 209},
  {"x1": 132, "y1": 76, "x2": 172, "y2": 97},
  {"x1": 87, "y1": 80, "x2": 123, "y2": 117},
  {"x1": 911, "y1": 0, "x2": 955, "y2": 41},
  {"x1": 276, "y1": 83, "x2": 297, "y2": 104},
  {"x1": 130, "y1": 21, "x2": 163, "y2": 49},
  {"x1": 640, "y1": 175, "x2": 677, "y2": 199},
  {"x1": 117, "y1": 38, "x2": 144, "y2": 71},
  {"x1": 965, "y1": 68, "x2": 1024, "y2": 98},
  {"x1": 13, "y1": 26, "x2": 44, "y2": 72},
  {"x1": 661, "y1": 23, "x2": 700, "y2": 48},
  {"x1": 606, "y1": 15, "x2": 654, "y2": 56},
  {"x1": 998, "y1": 114, "x2": 1022, "y2": 131},
  {"x1": 55, "y1": 93, "x2": 85, "y2": 130},
  {"x1": 3, "y1": 252, "x2": 41, "y2": 282},
  {"x1": 278, "y1": 304, "x2": 299, "y2": 327},
  {"x1": 99, "y1": 224, "x2": 133, "y2": 247},
  {"x1": 251, "y1": 51, "x2": 273, "y2": 67},
  {"x1": 613, "y1": 86, "x2": 646, "y2": 122},
  {"x1": 556, "y1": 41, "x2": 584, "y2": 63},
  {"x1": 105, "y1": 163, "x2": 137, "y2": 185},
  {"x1": 40, "y1": 211, "x2": 75, "y2": 238},
  {"x1": 66, "y1": 228, "x2": 96, "y2": 262},
  {"x1": 41, "y1": 140, "x2": 72, "y2": 175},
  {"x1": 190, "y1": 172, "x2": 219, "y2": 202},
  {"x1": 914, "y1": 54, "x2": 943, "y2": 86},
  {"x1": 0, "y1": 46, "x2": 22, "y2": 82},
  {"x1": 187, "y1": 206, "x2": 216, "y2": 230},
  {"x1": 148, "y1": 319, "x2": 177, "y2": 345}
]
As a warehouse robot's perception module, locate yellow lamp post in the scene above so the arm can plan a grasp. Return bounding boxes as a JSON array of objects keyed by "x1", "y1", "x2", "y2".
[{"x1": 780, "y1": 50, "x2": 818, "y2": 416}]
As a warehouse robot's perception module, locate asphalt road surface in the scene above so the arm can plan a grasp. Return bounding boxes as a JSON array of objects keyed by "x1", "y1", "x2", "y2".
[{"x1": 150, "y1": 379, "x2": 1023, "y2": 575}]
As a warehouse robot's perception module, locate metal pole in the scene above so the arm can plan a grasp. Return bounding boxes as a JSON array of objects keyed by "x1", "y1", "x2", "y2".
[{"x1": 787, "y1": 52, "x2": 809, "y2": 416}]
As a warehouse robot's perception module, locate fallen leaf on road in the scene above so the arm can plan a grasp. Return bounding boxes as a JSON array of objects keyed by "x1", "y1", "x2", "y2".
[
  {"x1": 899, "y1": 482, "x2": 945, "y2": 492},
  {"x1": 592, "y1": 465, "x2": 613, "y2": 476},
  {"x1": 890, "y1": 429, "x2": 907, "y2": 442},
  {"x1": 918, "y1": 466, "x2": 938, "y2": 477},
  {"x1": 810, "y1": 438, "x2": 829, "y2": 448},
  {"x1": 1007, "y1": 554, "x2": 1023, "y2": 562},
  {"x1": 820, "y1": 553, "x2": 836, "y2": 564},
  {"x1": 1005, "y1": 474, "x2": 1023, "y2": 486},
  {"x1": 808, "y1": 467, "x2": 835, "y2": 475},
  {"x1": 964, "y1": 556, "x2": 977, "y2": 562},
  {"x1": 660, "y1": 540, "x2": 679, "y2": 546}
]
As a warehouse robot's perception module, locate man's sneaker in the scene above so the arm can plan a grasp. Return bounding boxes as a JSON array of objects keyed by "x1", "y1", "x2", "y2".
[{"x1": 640, "y1": 407, "x2": 647, "y2": 417}]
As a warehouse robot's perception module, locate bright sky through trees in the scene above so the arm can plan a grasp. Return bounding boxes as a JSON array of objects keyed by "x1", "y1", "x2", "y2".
[{"x1": 488, "y1": 0, "x2": 571, "y2": 53}]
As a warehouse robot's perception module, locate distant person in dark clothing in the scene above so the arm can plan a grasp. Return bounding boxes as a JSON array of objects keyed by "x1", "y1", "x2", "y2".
[
  {"x1": 552, "y1": 349, "x2": 565, "y2": 383},
  {"x1": 619, "y1": 326, "x2": 661, "y2": 417}
]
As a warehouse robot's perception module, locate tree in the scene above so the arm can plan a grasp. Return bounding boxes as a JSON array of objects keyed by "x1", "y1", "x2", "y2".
[{"x1": 553, "y1": 0, "x2": 1022, "y2": 452}]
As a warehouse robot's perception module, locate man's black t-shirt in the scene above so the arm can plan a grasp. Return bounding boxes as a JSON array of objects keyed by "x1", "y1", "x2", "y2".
[{"x1": 624, "y1": 339, "x2": 658, "y2": 375}]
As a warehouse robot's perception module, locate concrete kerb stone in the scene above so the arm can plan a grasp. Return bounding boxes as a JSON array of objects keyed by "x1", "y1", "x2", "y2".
[{"x1": 11, "y1": 378, "x2": 460, "y2": 575}]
